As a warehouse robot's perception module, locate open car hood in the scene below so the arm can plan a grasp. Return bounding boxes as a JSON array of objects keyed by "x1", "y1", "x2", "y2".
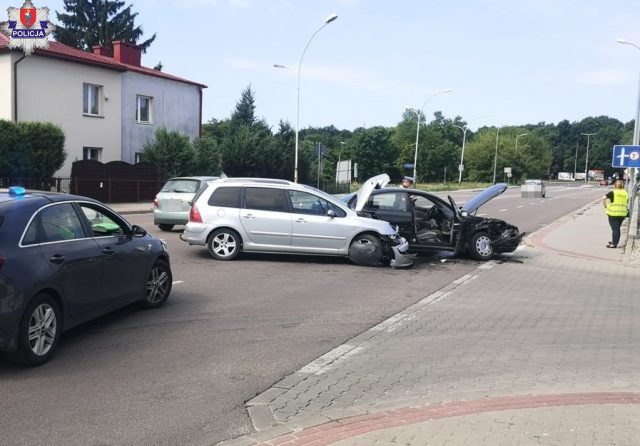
[
  {"x1": 459, "y1": 183, "x2": 508, "y2": 214},
  {"x1": 355, "y1": 174, "x2": 390, "y2": 212}
]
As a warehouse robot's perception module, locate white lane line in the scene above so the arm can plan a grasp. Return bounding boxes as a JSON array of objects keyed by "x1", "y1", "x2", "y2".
[
  {"x1": 529, "y1": 202, "x2": 536, "y2": 205},
  {"x1": 172, "y1": 280, "x2": 184, "y2": 285},
  {"x1": 478, "y1": 213, "x2": 486, "y2": 216},
  {"x1": 498, "y1": 208, "x2": 508, "y2": 212},
  {"x1": 517, "y1": 205, "x2": 523, "y2": 208}
]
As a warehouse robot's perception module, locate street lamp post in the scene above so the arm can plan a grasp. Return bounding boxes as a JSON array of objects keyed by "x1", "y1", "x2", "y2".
[
  {"x1": 406, "y1": 89, "x2": 453, "y2": 180},
  {"x1": 284, "y1": 14, "x2": 338, "y2": 184},
  {"x1": 514, "y1": 133, "x2": 528, "y2": 183},
  {"x1": 581, "y1": 132, "x2": 598, "y2": 183},
  {"x1": 574, "y1": 139, "x2": 579, "y2": 180},
  {"x1": 453, "y1": 115, "x2": 493, "y2": 184},
  {"x1": 617, "y1": 38, "x2": 640, "y2": 195},
  {"x1": 492, "y1": 126, "x2": 501, "y2": 184}
]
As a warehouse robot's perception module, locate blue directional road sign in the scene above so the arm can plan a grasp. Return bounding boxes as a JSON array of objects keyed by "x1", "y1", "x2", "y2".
[{"x1": 612, "y1": 145, "x2": 640, "y2": 167}]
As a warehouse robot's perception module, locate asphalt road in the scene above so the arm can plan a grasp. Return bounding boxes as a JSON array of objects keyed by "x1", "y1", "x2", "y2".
[{"x1": 0, "y1": 183, "x2": 605, "y2": 445}]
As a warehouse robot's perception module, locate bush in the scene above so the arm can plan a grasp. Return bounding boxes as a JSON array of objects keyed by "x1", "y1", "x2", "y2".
[
  {"x1": 0, "y1": 120, "x2": 66, "y2": 177},
  {"x1": 141, "y1": 128, "x2": 195, "y2": 178}
]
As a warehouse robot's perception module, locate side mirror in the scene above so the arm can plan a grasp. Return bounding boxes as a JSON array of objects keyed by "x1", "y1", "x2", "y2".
[
  {"x1": 460, "y1": 211, "x2": 468, "y2": 218},
  {"x1": 131, "y1": 225, "x2": 147, "y2": 237},
  {"x1": 327, "y1": 209, "x2": 336, "y2": 218}
]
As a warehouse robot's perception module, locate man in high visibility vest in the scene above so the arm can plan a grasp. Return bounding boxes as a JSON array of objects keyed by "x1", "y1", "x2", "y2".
[{"x1": 603, "y1": 179, "x2": 629, "y2": 248}]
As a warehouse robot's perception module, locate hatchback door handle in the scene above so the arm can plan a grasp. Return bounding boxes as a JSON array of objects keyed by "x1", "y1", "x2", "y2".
[
  {"x1": 295, "y1": 218, "x2": 307, "y2": 223},
  {"x1": 243, "y1": 214, "x2": 255, "y2": 219},
  {"x1": 102, "y1": 247, "x2": 114, "y2": 256},
  {"x1": 49, "y1": 254, "x2": 65, "y2": 264}
]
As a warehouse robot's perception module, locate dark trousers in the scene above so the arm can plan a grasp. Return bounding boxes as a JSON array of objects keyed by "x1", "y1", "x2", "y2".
[{"x1": 608, "y1": 215, "x2": 625, "y2": 246}]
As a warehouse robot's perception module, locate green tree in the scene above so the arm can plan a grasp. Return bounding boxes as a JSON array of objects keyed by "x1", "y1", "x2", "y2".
[
  {"x1": 351, "y1": 127, "x2": 399, "y2": 181},
  {"x1": 54, "y1": 0, "x2": 156, "y2": 52},
  {"x1": 0, "y1": 120, "x2": 65, "y2": 177},
  {"x1": 141, "y1": 128, "x2": 195, "y2": 178},
  {"x1": 193, "y1": 137, "x2": 222, "y2": 176},
  {"x1": 231, "y1": 85, "x2": 257, "y2": 127}
]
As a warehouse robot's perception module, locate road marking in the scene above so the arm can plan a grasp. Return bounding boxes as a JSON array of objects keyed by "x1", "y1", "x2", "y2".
[
  {"x1": 498, "y1": 208, "x2": 508, "y2": 212},
  {"x1": 172, "y1": 280, "x2": 184, "y2": 285},
  {"x1": 529, "y1": 202, "x2": 536, "y2": 205},
  {"x1": 478, "y1": 213, "x2": 486, "y2": 216}
]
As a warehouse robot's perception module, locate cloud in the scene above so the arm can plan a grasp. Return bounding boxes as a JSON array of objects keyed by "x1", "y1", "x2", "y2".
[
  {"x1": 176, "y1": 0, "x2": 250, "y2": 7},
  {"x1": 223, "y1": 57, "x2": 409, "y2": 95},
  {"x1": 578, "y1": 70, "x2": 632, "y2": 86}
]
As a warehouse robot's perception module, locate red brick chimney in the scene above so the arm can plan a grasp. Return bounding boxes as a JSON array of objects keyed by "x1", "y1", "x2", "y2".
[
  {"x1": 112, "y1": 41, "x2": 141, "y2": 66},
  {"x1": 92, "y1": 45, "x2": 112, "y2": 57}
]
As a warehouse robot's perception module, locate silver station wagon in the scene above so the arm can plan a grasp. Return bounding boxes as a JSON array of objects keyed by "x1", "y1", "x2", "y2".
[
  {"x1": 180, "y1": 178, "x2": 414, "y2": 267},
  {"x1": 153, "y1": 176, "x2": 219, "y2": 231}
]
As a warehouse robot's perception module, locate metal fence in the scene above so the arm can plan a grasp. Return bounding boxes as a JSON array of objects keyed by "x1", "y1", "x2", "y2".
[
  {"x1": 0, "y1": 177, "x2": 71, "y2": 193},
  {"x1": 0, "y1": 177, "x2": 164, "y2": 203}
]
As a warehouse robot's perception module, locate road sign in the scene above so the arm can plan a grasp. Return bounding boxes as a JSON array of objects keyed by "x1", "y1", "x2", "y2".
[
  {"x1": 612, "y1": 145, "x2": 640, "y2": 167},
  {"x1": 504, "y1": 167, "x2": 512, "y2": 174}
]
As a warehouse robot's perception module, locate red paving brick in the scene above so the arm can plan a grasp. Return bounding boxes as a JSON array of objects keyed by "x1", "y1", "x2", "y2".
[{"x1": 257, "y1": 392, "x2": 640, "y2": 446}]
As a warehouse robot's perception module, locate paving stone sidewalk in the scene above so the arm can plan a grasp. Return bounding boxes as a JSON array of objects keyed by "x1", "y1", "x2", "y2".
[{"x1": 219, "y1": 200, "x2": 640, "y2": 446}]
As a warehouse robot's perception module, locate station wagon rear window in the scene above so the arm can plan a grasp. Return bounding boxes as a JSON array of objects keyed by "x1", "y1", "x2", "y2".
[{"x1": 208, "y1": 187, "x2": 241, "y2": 208}]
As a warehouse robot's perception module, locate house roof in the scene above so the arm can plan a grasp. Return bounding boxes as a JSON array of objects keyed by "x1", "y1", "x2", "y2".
[{"x1": 0, "y1": 32, "x2": 207, "y2": 88}]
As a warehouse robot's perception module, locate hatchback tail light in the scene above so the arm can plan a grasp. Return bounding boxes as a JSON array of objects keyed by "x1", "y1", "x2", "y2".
[
  {"x1": 189, "y1": 204, "x2": 203, "y2": 223},
  {"x1": 153, "y1": 197, "x2": 158, "y2": 208}
]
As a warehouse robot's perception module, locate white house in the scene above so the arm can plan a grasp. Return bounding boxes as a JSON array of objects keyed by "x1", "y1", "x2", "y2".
[{"x1": 0, "y1": 34, "x2": 206, "y2": 177}]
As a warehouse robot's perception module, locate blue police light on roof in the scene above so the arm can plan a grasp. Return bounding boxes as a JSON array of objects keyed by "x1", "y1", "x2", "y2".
[{"x1": 8, "y1": 186, "x2": 26, "y2": 196}]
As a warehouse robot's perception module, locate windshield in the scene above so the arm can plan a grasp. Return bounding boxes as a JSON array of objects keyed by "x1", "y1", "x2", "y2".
[{"x1": 160, "y1": 179, "x2": 201, "y2": 193}]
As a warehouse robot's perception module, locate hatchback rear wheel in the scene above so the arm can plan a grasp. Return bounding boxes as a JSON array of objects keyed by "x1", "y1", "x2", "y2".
[
  {"x1": 9, "y1": 294, "x2": 61, "y2": 366},
  {"x1": 207, "y1": 228, "x2": 241, "y2": 260},
  {"x1": 158, "y1": 224, "x2": 174, "y2": 232}
]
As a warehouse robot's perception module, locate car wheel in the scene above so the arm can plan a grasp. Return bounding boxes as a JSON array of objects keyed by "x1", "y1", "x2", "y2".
[
  {"x1": 8, "y1": 294, "x2": 61, "y2": 366},
  {"x1": 468, "y1": 232, "x2": 494, "y2": 261},
  {"x1": 158, "y1": 224, "x2": 174, "y2": 232},
  {"x1": 140, "y1": 259, "x2": 172, "y2": 309},
  {"x1": 207, "y1": 228, "x2": 241, "y2": 260},
  {"x1": 348, "y1": 234, "x2": 384, "y2": 266}
]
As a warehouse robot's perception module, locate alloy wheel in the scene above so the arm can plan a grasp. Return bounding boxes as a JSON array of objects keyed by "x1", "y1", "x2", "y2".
[
  {"x1": 147, "y1": 264, "x2": 170, "y2": 305},
  {"x1": 28, "y1": 303, "x2": 57, "y2": 357},
  {"x1": 212, "y1": 233, "x2": 237, "y2": 258}
]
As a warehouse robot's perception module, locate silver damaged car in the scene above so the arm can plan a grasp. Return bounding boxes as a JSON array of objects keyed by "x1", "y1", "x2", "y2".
[{"x1": 180, "y1": 178, "x2": 414, "y2": 267}]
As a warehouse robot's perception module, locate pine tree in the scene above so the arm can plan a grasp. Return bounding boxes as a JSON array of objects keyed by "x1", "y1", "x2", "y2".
[
  {"x1": 230, "y1": 86, "x2": 257, "y2": 126},
  {"x1": 54, "y1": 0, "x2": 156, "y2": 53}
]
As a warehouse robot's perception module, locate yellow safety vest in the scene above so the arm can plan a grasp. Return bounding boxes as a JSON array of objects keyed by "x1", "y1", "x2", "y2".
[{"x1": 606, "y1": 189, "x2": 629, "y2": 217}]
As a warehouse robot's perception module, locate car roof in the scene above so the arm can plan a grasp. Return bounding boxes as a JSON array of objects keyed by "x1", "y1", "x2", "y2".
[
  {"x1": 211, "y1": 177, "x2": 296, "y2": 186},
  {"x1": 0, "y1": 189, "x2": 103, "y2": 209},
  {"x1": 166, "y1": 176, "x2": 220, "y2": 181}
]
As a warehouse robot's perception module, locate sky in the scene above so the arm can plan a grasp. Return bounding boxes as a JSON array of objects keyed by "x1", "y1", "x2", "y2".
[{"x1": 35, "y1": 0, "x2": 640, "y2": 131}]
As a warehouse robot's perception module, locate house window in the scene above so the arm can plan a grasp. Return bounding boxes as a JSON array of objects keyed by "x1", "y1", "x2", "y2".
[
  {"x1": 136, "y1": 95, "x2": 152, "y2": 123},
  {"x1": 83, "y1": 147, "x2": 102, "y2": 161},
  {"x1": 83, "y1": 83, "x2": 102, "y2": 116}
]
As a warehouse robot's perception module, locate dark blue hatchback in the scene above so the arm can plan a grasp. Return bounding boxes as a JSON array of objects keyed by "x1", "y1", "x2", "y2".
[{"x1": 0, "y1": 187, "x2": 172, "y2": 366}]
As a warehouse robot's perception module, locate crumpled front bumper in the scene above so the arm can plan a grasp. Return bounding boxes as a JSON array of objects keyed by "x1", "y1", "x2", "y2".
[
  {"x1": 390, "y1": 237, "x2": 416, "y2": 268},
  {"x1": 492, "y1": 227, "x2": 526, "y2": 253}
]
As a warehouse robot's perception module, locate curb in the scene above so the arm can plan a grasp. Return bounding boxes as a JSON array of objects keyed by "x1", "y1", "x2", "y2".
[
  {"x1": 525, "y1": 198, "x2": 633, "y2": 264},
  {"x1": 217, "y1": 266, "x2": 500, "y2": 446},
  {"x1": 221, "y1": 392, "x2": 640, "y2": 446}
]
